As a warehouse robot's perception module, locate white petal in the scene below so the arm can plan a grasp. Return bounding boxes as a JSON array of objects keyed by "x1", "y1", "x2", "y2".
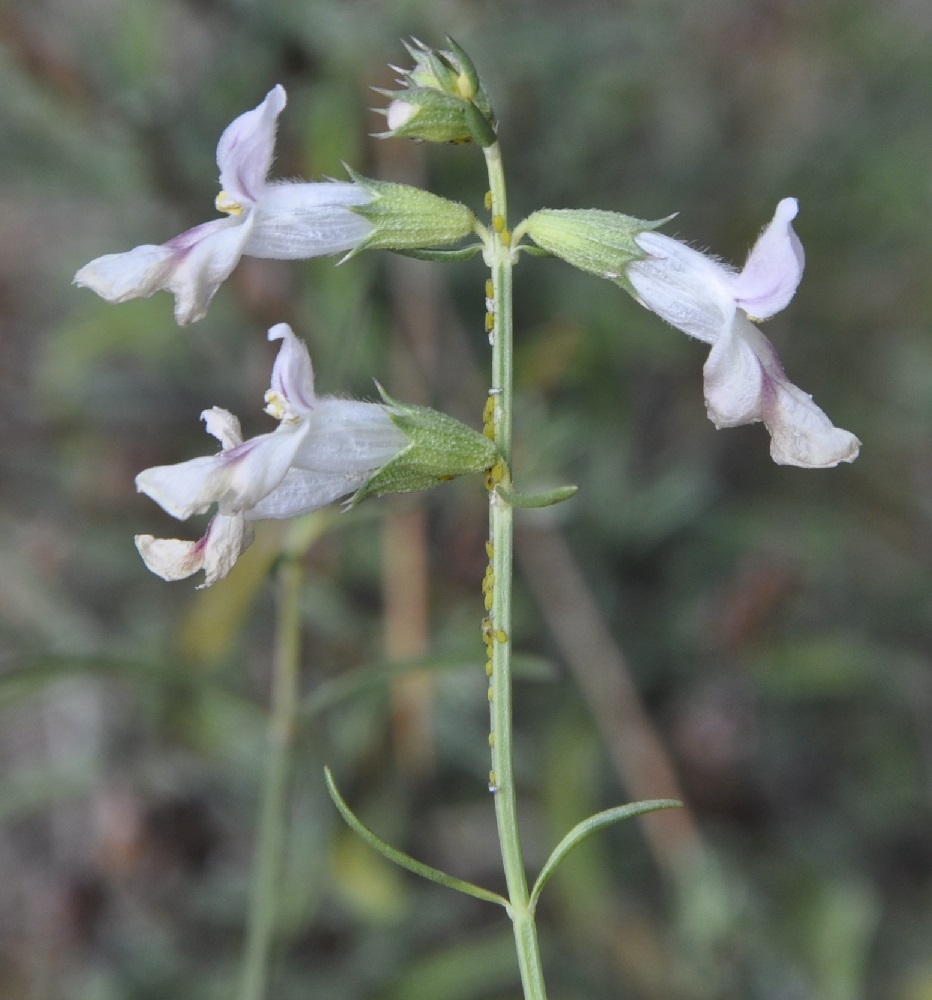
[
  {"x1": 727, "y1": 198, "x2": 805, "y2": 321},
  {"x1": 294, "y1": 400, "x2": 409, "y2": 474},
  {"x1": 245, "y1": 182, "x2": 374, "y2": 259},
  {"x1": 136, "y1": 421, "x2": 309, "y2": 519},
  {"x1": 201, "y1": 406, "x2": 243, "y2": 449},
  {"x1": 247, "y1": 467, "x2": 371, "y2": 520},
  {"x1": 703, "y1": 314, "x2": 860, "y2": 468},
  {"x1": 267, "y1": 324, "x2": 316, "y2": 416},
  {"x1": 248, "y1": 401, "x2": 409, "y2": 520},
  {"x1": 630, "y1": 232, "x2": 734, "y2": 344},
  {"x1": 216, "y1": 85, "x2": 286, "y2": 205},
  {"x1": 135, "y1": 513, "x2": 253, "y2": 587},
  {"x1": 74, "y1": 215, "x2": 253, "y2": 325}
]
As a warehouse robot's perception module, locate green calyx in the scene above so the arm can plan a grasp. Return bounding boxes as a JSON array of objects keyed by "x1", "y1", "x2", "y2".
[
  {"x1": 521, "y1": 209, "x2": 667, "y2": 288},
  {"x1": 346, "y1": 170, "x2": 476, "y2": 255},
  {"x1": 351, "y1": 388, "x2": 499, "y2": 504}
]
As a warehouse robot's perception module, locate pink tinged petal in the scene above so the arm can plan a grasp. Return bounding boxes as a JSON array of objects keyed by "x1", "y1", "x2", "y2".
[
  {"x1": 135, "y1": 513, "x2": 254, "y2": 587},
  {"x1": 629, "y1": 232, "x2": 734, "y2": 345},
  {"x1": 726, "y1": 198, "x2": 805, "y2": 321},
  {"x1": 703, "y1": 314, "x2": 860, "y2": 468},
  {"x1": 246, "y1": 182, "x2": 374, "y2": 258},
  {"x1": 268, "y1": 324, "x2": 316, "y2": 415},
  {"x1": 216, "y1": 85, "x2": 286, "y2": 206},
  {"x1": 136, "y1": 418, "x2": 310, "y2": 520},
  {"x1": 74, "y1": 215, "x2": 253, "y2": 325}
]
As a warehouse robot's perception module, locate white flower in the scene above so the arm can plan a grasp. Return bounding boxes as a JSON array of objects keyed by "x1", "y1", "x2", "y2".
[
  {"x1": 74, "y1": 86, "x2": 374, "y2": 325},
  {"x1": 627, "y1": 198, "x2": 860, "y2": 468},
  {"x1": 135, "y1": 324, "x2": 410, "y2": 585}
]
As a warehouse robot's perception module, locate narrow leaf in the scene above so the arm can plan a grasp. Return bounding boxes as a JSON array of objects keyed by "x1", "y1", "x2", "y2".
[
  {"x1": 530, "y1": 799, "x2": 681, "y2": 909},
  {"x1": 496, "y1": 483, "x2": 578, "y2": 509},
  {"x1": 324, "y1": 768, "x2": 509, "y2": 908}
]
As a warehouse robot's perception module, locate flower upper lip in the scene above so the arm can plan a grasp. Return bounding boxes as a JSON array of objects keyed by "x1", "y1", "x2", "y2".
[{"x1": 73, "y1": 86, "x2": 373, "y2": 325}]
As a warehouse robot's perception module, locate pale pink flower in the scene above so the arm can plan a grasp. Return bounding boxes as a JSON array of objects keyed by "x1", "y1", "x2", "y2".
[
  {"x1": 628, "y1": 199, "x2": 859, "y2": 468},
  {"x1": 75, "y1": 86, "x2": 373, "y2": 325},
  {"x1": 135, "y1": 324, "x2": 409, "y2": 585}
]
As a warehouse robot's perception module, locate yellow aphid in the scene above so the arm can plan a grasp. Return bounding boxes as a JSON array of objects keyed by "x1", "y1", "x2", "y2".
[
  {"x1": 485, "y1": 311, "x2": 495, "y2": 333},
  {"x1": 488, "y1": 732, "x2": 495, "y2": 747},
  {"x1": 495, "y1": 628, "x2": 508, "y2": 644},
  {"x1": 485, "y1": 279, "x2": 494, "y2": 299},
  {"x1": 486, "y1": 540, "x2": 494, "y2": 559},
  {"x1": 500, "y1": 229, "x2": 512, "y2": 247},
  {"x1": 487, "y1": 687, "x2": 494, "y2": 702},
  {"x1": 492, "y1": 214, "x2": 505, "y2": 233},
  {"x1": 486, "y1": 658, "x2": 493, "y2": 677},
  {"x1": 484, "y1": 190, "x2": 493, "y2": 211}
]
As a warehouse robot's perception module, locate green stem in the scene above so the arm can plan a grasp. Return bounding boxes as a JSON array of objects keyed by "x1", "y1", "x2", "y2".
[
  {"x1": 484, "y1": 140, "x2": 549, "y2": 1000},
  {"x1": 239, "y1": 555, "x2": 303, "y2": 1000}
]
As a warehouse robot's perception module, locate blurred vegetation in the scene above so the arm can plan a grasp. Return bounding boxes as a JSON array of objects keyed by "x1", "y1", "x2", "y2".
[{"x1": 1, "y1": 0, "x2": 931, "y2": 998}]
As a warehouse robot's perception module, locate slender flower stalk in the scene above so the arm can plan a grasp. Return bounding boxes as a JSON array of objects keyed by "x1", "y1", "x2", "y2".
[
  {"x1": 483, "y1": 139, "x2": 549, "y2": 1000},
  {"x1": 239, "y1": 550, "x2": 304, "y2": 1000}
]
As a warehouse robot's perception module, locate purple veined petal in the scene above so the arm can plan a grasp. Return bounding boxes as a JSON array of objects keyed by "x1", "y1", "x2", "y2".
[
  {"x1": 246, "y1": 182, "x2": 375, "y2": 259},
  {"x1": 727, "y1": 198, "x2": 805, "y2": 321},
  {"x1": 162, "y1": 215, "x2": 256, "y2": 324},
  {"x1": 216, "y1": 85, "x2": 286, "y2": 206},
  {"x1": 268, "y1": 324, "x2": 317, "y2": 416},
  {"x1": 135, "y1": 512, "x2": 254, "y2": 587},
  {"x1": 703, "y1": 314, "x2": 860, "y2": 468},
  {"x1": 630, "y1": 231, "x2": 735, "y2": 345},
  {"x1": 136, "y1": 419, "x2": 310, "y2": 520}
]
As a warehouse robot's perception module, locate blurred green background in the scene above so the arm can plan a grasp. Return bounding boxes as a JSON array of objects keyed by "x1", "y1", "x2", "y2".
[{"x1": 1, "y1": 0, "x2": 930, "y2": 997}]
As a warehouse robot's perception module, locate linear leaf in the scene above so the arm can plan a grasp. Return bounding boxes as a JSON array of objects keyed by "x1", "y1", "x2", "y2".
[
  {"x1": 324, "y1": 767, "x2": 508, "y2": 908},
  {"x1": 530, "y1": 799, "x2": 682, "y2": 909}
]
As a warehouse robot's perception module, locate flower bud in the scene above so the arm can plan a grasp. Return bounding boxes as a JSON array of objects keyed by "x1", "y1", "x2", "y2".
[
  {"x1": 378, "y1": 37, "x2": 496, "y2": 146},
  {"x1": 345, "y1": 171, "x2": 476, "y2": 255},
  {"x1": 522, "y1": 209, "x2": 664, "y2": 287},
  {"x1": 351, "y1": 388, "x2": 499, "y2": 503}
]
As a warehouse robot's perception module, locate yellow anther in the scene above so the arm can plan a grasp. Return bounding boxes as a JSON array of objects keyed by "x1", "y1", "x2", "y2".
[
  {"x1": 215, "y1": 190, "x2": 244, "y2": 216},
  {"x1": 492, "y1": 214, "x2": 505, "y2": 233}
]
